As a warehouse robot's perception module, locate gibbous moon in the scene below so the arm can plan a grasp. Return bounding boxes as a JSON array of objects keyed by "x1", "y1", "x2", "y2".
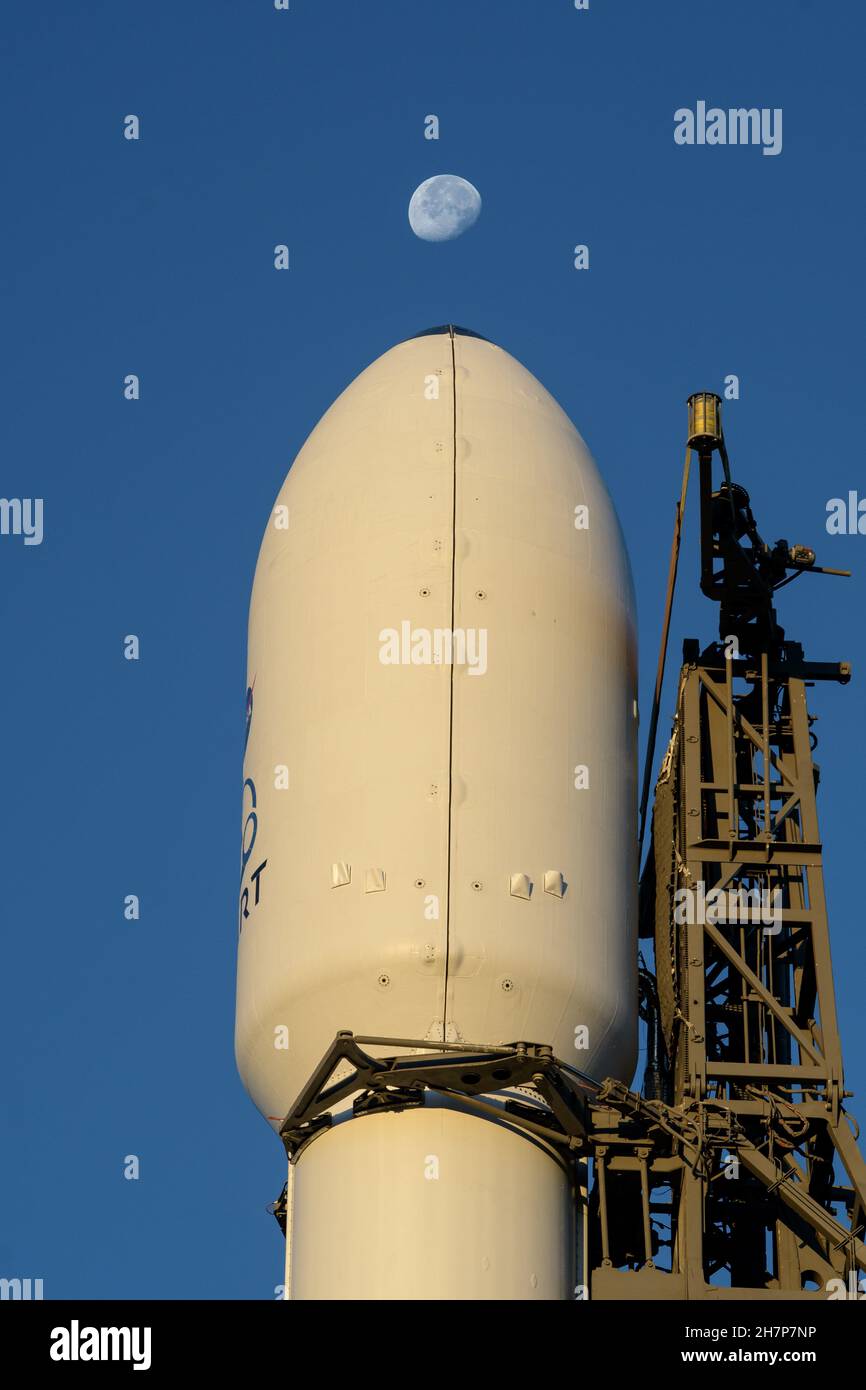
[{"x1": 408, "y1": 174, "x2": 482, "y2": 242}]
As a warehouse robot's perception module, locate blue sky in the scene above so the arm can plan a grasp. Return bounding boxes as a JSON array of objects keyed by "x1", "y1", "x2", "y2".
[{"x1": 2, "y1": 0, "x2": 864, "y2": 1298}]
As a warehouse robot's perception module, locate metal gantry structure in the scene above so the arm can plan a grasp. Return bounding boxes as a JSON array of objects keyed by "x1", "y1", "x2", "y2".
[{"x1": 588, "y1": 394, "x2": 866, "y2": 1298}]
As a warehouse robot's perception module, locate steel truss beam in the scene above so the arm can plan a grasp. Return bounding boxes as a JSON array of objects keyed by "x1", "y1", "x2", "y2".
[{"x1": 588, "y1": 649, "x2": 866, "y2": 1298}]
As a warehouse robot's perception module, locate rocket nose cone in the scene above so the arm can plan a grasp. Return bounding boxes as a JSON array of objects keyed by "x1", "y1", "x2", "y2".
[{"x1": 405, "y1": 324, "x2": 492, "y2": 343}]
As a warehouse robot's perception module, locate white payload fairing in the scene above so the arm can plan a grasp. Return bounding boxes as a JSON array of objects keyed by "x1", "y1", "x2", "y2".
[{"x1": 235, "y1": 325, "x2": 638, "y2": 1300}]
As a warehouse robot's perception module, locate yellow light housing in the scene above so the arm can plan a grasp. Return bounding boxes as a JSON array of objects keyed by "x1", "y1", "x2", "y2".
[{"x1": 687, "y1": 391, "x2": 723, "y2": 450}]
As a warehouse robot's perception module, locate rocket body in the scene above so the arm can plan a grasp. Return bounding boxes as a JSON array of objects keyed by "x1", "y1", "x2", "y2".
[{"x1": 235, "y1": 326, "x2": 637, "y2": 1299}]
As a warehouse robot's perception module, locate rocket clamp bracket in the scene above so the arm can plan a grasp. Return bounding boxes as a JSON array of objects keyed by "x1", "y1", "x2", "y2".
[{"x1": 277, "y1": 1031, "x2": 598, "y2": 1166}]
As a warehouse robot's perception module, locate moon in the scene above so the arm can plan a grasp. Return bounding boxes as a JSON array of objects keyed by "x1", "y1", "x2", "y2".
[{"x1": 408, "y1": 174, "x2": 482, "y2": 242}]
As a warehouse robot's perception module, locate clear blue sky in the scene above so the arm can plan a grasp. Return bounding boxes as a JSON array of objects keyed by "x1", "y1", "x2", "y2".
[{"x1": 2, "y1": 0, "x2": 864, "y2": 1299}]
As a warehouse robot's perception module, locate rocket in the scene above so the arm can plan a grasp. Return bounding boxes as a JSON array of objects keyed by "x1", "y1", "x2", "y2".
[{"x1": 235, "y1": 325, "x2": 638, "y2": 1300}]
